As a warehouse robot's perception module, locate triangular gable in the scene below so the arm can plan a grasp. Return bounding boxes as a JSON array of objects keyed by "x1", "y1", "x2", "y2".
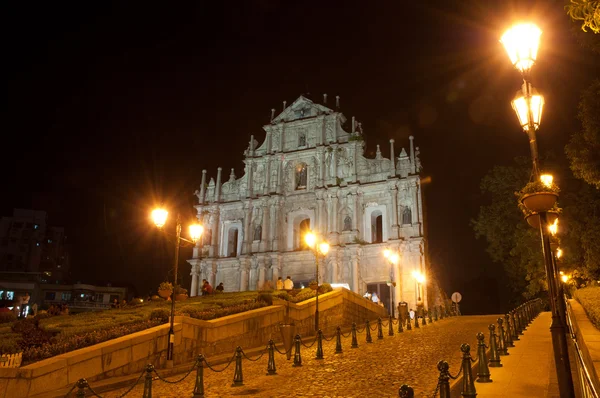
[{"x1": 272, "y1": 95, "x2": 334, "y2": 123}]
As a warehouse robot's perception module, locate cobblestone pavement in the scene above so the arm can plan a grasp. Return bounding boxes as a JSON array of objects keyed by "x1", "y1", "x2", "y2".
[{"x1": 104, "y1": 315, "x2": 498, "y2": 397}]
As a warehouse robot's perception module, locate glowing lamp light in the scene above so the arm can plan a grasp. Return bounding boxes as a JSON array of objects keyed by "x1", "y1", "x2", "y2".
[
  {"x1": 319, "y1": 242, "x2": 330, "y2": 255},
  {"x1": 501, "y1": 23, "x2": 542, "y2": 73},
  {"x1": 389, "y1": 253, "x2": 400, "y2": 265},
  {"x1": 152, "y1": 208, "x2": 168, "y2": 228},
  {"x1": 511, "y1": 90, "x2": 544, "y2": 131},
  {"x1": 540, "y1": 174, "x2": 554, "y2": 188},
  {"x1": 548, "y1": 218, "x2": 558, "y2": 236},
  {"x1": 189, "y1": 224, "x2": 204, "y2": 243},
  {"x1": 561, "y1": 274, "x2": 570, "y2": 283},
  {"x1": 556, "y1": 248, "x2": 563, "y2": 259},
  {"x1": 304, "y1": 232, "x2": 316, "y2": 249},
  {"x1": 383, "y1": 249, "x2": 391, "y2": 259},
  {"x1": 412, "y1": 271, "x2": 426, "y2": 284}
]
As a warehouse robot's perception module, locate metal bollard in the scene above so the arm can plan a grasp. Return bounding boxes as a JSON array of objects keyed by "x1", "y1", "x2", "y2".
[
  {"x1": 504, "y1": 314, "x2": 515, "y2": 347},
  {"x1": 415, "y1": 314, "x2": 420, "y2": 328},
  {"x1": 514, "y1": 309, "x2": 523, "y2": 335},
  {"x1": 76, "y1": 378, "x2": 88, "y2": 398},
  {"x1": 460, "y1": 344, "x2": 477, "y2": 397},
  {"x1": 193, "y1": 355, "x2": 205, "y2": 398},
  {"x1": 316, "y1": 329, "x2": 324, "y2": 359},
  {"x1": 510, "y1": 311, "x2": 520, "y2": 340},
  {"x1": 437, "y1": 360, "x2": 451, "y2": 398},
  {"x1": 142, "y1": 364, "x2": 154, "y2": 398},
  {"x1": 475, "y1": 332, "x2": 492, "y2": 383},
  {"x1": 377, "y1": 317, "x2": 384, "y2": 340},
  {"x1": 293, "y1": 334, "x2": 302, "y2": 367},
  {"x1": 266, "y1": 340, "x2": 277, "y2": 375},
  {"x1": 389, "y1": 315, "x2": 394, "y2": 336},
  {"x1": 398, "y1": 316, "x2": 404, "y2": 333},
  {"x1": 422, "y1": 312, "x2": 427, "y2": 326},
  {"x1": 335, "y1": 326, "x2": 343, "y2": 354},
  {"x1": 351, "y1": 323, "x2": 359, "y2": 348},
  {"x1": 398, "y1": 384, "x2": 415, "y2": 398},
  {"x1": 439, "y1": 305, "x2": 444, "y2": 319},
  {"x1": 406, "y1": 316, "x2": 412, "y2": 330},
  {"x1": 497, "y1": 318, "x2": 509, "y2": 356},
  {"x1": 488, "y1": 324, "x2": 502, "y2": 368},
  {"x1": 232, "y1": 346, "x2": 243, "y2": 386},
  {"x1": 434, "y1": 307, "x2": 439, "y2": 322},
  {"x1": 366, "y1": 320, "x2": 373, "y2": 343},
  {"x1": 428, "y1": 309, "x2": 433, "y2": 323}
]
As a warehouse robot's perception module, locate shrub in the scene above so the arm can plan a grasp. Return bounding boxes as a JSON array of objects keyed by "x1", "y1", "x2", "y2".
[
  {"x1": 256, "y1": 293, "x2": 273, "y2": 306},
  {"x1": 158, "y1": 281, "x2": 173, "y2": 292},
  {"x1": 149, "y1": 308, "x2": 170, "y2": 323},
  {"x1": 574, "y1": 286, "x2": 600, "y2": 330},
  {"x1": 272, "y1": 291, "x2": 291, "y2": 301},
  {"x1": 0, "y1": 311, "x2": 16, "y2": 324},
  {"x1": 174, "y1": 285, "x2": 188, "y2": 295},
  {"x1": 0, "y1": 335, "x2": 22, "y2": 355},
  {"x1": 319, "y1": 283, "x2": 333, "y2": 294}
]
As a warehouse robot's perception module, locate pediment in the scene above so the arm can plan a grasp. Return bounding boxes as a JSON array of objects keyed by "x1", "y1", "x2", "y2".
[{"x1": 272, "y1": 96, "x2": 333, "y2": 123}]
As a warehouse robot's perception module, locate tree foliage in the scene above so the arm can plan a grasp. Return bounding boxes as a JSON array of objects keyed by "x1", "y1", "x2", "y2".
[
  {"x1": 566, "y1": 0, "x2": 600, "y2": 34},
  {"x1": 565, "y1": 79, "x2": 600, "y2": 189}
]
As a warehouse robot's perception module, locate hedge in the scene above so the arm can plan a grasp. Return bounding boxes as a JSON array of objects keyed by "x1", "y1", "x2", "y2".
[{"x1": 574, "y1": 286, "x2": 600, "y2": 330}]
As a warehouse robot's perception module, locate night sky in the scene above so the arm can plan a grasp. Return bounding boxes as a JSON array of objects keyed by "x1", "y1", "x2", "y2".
[{"x1": 3, "y1": 1, "x2": 598, "y2": 314}]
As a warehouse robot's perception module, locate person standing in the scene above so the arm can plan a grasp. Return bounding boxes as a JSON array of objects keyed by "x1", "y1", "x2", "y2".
[
  {"x1": 283, "y1": 276, "x2": 293, "y2": 291},
  {"x1": 276, "y1": 277, "x2": 284, "y2": 290}
]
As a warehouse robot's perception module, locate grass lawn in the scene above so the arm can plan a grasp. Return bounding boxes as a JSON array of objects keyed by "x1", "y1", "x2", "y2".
[{"x1": 574, "y1": 286, "x2": 600, "y2": 330}]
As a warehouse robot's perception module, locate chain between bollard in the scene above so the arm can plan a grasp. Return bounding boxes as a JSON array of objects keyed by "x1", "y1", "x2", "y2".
[
  {"x1": 241, "y1": 347, "x2": 267, "y2": 362},
  {"x1": 273, "y1": 344, "x2": 293, "y2": 356},
  {"x1": 300, "y1": 335, "x2": 318, "y2": 349},
  {"x1": 152, "y1": 360, "x2": 198, "y2": 384},
  {"x1": 203, "y1": 351, "x2": 237, "y2": 372},
  {"x1": 115, "y1": 367, "x2": 147, "y2": 398}
]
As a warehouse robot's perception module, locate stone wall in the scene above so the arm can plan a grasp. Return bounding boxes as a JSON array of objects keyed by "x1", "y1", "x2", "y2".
[
  {"x1": 0, "y1": 288, "x2": 387, "y2": 397},
  {"x1": 567, "y1": 299, "x2": 600, "y2": 393}
]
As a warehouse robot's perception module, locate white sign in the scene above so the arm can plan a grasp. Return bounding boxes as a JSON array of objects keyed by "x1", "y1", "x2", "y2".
[{"x1": 451, "y1": 292, "x2": 462, "y2": 303}]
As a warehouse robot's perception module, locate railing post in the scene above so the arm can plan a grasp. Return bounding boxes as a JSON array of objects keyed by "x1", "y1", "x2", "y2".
[
  {"x1": 437, "y1": 360, "x2": 451, "y2": 398},
  {"x1": 377, "y1": 317, "x2": 384, "y2": 340},
  {"x1": 504, "y1": 314, "x2": 515, "y2": 347},
  {"x1": 460, "y1": 343, "x2": 477, "y2": 397},
  {"x1": 475, "y1": 332, "x2": 492, "y2": 383},
  {"x1": 316, "y1": 329, "x2": 324, "y2": 359},
  {"x1": 366, "y1": 320, "x2": 373, "y2": 343},
  {"x1": 511, "y1": 311, "x2": 520, "y2": 340},
  {"x1": 351, "y1": 323, "x2": 359, "y2": 348},
  {"x1": 389, "y1": 315, "x2": 395, "y2": 336},
  {"x1": 232, "y1": 346, "x2": 243, "y2": 386},
  {"x1": 76, "y1": 378, "x2": 88, "y2": 398},
  {"x1": 488, "y1": 324, "x2": 502, "y2": 368},
  {"x1": 398, "y1": 384, "x2": 415, "y2": 397},
  {"x1": 193, "y1": 355, "x2": 205, "y2": 398},
  {"x1": 497, "y1": 318, "x2": 509, "y2": 356},
  {"x1": 142, "y1": 364, "x2": 154, "y2": 398},
  {"x1": 266, "y1": 340, "x2": 277, "y2": 375},
  {"x1": 335, "y1": 326, "x2": 343, "y2": 353},
  {"x1": 293, "y1": 334, "x2": 302, "y2": 367}
]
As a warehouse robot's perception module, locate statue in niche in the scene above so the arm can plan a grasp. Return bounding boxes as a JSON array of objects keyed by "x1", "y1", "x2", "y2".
[
  {"x1": 325, "y1": 151, "x2": 333, "y2": 179},
  {"x1": 254, "y1": 225, "x2": 262, "y2": 241},
  {"x1": 298, "y1": 131, "x2": 307, "y2": 147},
  {"x1": 402, "y1": 206, "x2": 412, "y2": 225},
  {"x1": 295, "y1": 163, "x2": 308, "y2": 189},
  {"x1": 343, "y1": 215, "x2": 352, "y2": 231}
]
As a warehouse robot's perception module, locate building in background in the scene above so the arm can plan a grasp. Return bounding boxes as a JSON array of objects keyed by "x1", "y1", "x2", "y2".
[{"x1": 188, "y1": 95, "x2": 428, "y2": 312}]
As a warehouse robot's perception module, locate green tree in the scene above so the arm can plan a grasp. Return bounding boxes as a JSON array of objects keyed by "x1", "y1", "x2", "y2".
[
  {"x1": 565, "y1": 79, "x2": 600, "y2": 189},
  {"x1": 566, "y1": 0, "x2": 600, "y2": 34}
]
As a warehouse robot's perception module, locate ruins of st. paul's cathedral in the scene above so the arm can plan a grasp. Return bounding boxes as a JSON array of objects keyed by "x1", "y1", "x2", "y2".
[{"x1": 188, "y1": 95, "x2": 427, "y2": 312}]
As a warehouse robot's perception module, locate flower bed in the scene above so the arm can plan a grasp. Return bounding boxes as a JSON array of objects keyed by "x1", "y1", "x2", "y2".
[{"x1": 574, "y1": 286, "x2": 600, "y2": 330}]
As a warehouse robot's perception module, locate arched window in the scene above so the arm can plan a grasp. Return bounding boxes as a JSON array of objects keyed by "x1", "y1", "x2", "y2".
[
  {"x1": 371, "y1": 211, "x2": 383, "y2": 243},
  {"x1": 295, "y1": 218, "x2": 311, "y2": 250},
  {"x1": 343, "y1": 215, "x2": 352, "y2": 231},
  {"x1": 295, "y1": 163, "x2": 308, "y2": 190},
  {"x1": 402, "y1": 207, "x2": 412, "y2": 225},
  {"x1": 227, "y1": 228, "x2": 239, "y2": 257},
  {"x1": 254, "y1": 225, "x2": 262, "y2": 241}
]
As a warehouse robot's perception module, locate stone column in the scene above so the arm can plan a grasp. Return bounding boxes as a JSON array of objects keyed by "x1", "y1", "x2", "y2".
[
  {"x1": 258, "y1": 259, "x2": 266, "y2": 290},
  {"x1": 240, "y1": 260, "x2": 250, "y2": 291},
  {"x1": 332, "y1": 144, "x2": 338, "y2": 180},
  {"x1": 390, "y1": 183, "x2": 399, "y2": 240},
  {"x1": 356, "y1": 191, "x2": 363, "y2": 236},
  {"x1": 351, "y1": 254, "x2": 359, "y2": 293},
  {"x1": 409, "y1": 135, "x2": 416, "y2": 174},
  {"x1": 316, "y1": 191, "x2": 326, "y2": 234},
  {"x1": 210, "y1": 208, "x2": 220, "y2": 257},
  {"x1": 211, "y1": 262, "x2": 217, "y2": 289},
  {"x1": 215, "y1": 168, "x2": 223, "y2": 203},
  {"x1": 260, "y1": 199, "x2": 270, "y2": 252},
  {"x1": 199, "y1": 170, "x2": 207, "y2": 205},
  {"x1": 349, "y1": 193, "x2": 358, "y2": 231},
  {"x1": 411, "y1": 182, "x2": 419, "y2": 224},
  {"x1": 276, "y1": 158, "x2": 283, "y2": 194},
  {"x1": 190, "y1": 264, "x2": 200, "y2": 297},
  {"x1": 271, "y1": 197, "x2": 282, "y2": 251},
  {"x1": 243, "y1": 201, "x2": 253, "y2": 254},
  {"x1": 271, "y1": 254, "x2": 282, "y2": 284},
  {"x1": 352, "y1": 143, "x2": 358, "y2": 183},
  {"x1": 389, "y1": 139, "x2": 396, "y2": 177}
]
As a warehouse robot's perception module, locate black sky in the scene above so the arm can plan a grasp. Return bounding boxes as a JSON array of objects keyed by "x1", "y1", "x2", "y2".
[{"x1": 3, "y1": 1, "x2": 598, "y2": 314}]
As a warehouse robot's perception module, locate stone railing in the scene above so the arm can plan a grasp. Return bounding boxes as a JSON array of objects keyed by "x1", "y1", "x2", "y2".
[{"x1": 0, "y1": 288, "x2": 386, "y2": 397}]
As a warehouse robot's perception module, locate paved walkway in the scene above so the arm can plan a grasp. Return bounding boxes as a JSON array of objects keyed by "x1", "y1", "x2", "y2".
[
  {"x1": 97, "y1": 315, "x2": 498, "y2": 397},
  {"x1": 475, "y1": 311, "x2": 560, "y2": 398}
]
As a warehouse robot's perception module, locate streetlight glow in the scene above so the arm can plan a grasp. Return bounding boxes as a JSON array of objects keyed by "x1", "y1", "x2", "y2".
[
  {"x1": 556, "y1": 248, "x2": 563, "y2": 259},
  {"x1": 383, "y1": 249, "x2": 391, "y2": 259},
  {"x1": 319, "y1": 242, "x2": 330, "y2": 255},
  {"x1": 540, "y1": 174, "x2": 554, "y2": 188},
  {"x1": 304, "y1": 232, "x2": 316, "y2": 249},
  {"x1": 501, "y1": 23, "x2": 542, "y2": 73},
  {"x1": 152, "y1": 208, "x2": 168, "y2": 228},
  {"x1": 389, "y1": 253, "x2": 400, "y2": 265},
  {"x1": 412, "y1": 270, "x2": 425, "y2": 284},
  {"x1": 561, "y1": 274, "x2": 570, "y2": 283},
  {"x1": 189, "y1": 224, "x2": 204, "y2": 243},
  {"x1": 548, "y1": 218, "x2": 558, "y2": 236},
  {"x1": 511, "y1": 90, "x2": 545, "y2": 131}
]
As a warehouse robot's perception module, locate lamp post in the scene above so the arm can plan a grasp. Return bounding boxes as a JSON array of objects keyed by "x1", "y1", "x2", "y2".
[
  {"x1": 305, "y1": 231, "x2": 329, "y2": 332},
  {"x1": 151, "y1": 208, "x2": 203, "y2": 363},
  {"x1": 501, "y1": 23, "x2": 575, "y2": 397},
  {"x1": 383, "y1": 249, "x2": 400, "y2": 317},
  {"x1": 412, "y1": 270, "x2": 425, "y2": 309}
]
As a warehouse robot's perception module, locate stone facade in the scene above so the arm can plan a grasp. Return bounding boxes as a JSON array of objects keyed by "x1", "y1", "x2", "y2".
[{"x1": 188, "y1": 95, "x2": 427, "y2": 311}]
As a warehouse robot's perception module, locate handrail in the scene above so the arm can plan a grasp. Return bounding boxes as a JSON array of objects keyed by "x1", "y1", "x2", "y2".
[{"x1": 564, "y1": 297, "x2": 599, "y2": 398}]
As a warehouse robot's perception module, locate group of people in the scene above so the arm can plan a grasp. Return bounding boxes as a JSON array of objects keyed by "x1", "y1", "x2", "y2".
[
  {"x1": 363, "y1": 291, "x2": 385, "y2": 307},
  {"x1": 47, "y1": 303, "x2": 68, "y2": 316},
  {"x1": 276, "y1": 276, "x2": 294, "y2": 291},
  {"x1": 201, "y1": 280, "x2": 224, "y2": 295}
]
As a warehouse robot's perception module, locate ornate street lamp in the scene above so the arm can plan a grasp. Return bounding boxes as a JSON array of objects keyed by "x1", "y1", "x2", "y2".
[
  {"x1": 383, "y1": 249, "x2": 400, "y2": 317},
  {"x1": 501, "y1": 23, "x2": 575, "y2": 397},
  {"x1": 305, "y1": 231, "x2": 329, "y2": 332},
  {"x1": 152, "y1": 207, "x2": 203, "y2": 363}
]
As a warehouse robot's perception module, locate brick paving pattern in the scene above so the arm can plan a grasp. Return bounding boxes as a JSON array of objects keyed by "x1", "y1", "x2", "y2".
[{"x1": 105, "y1": 315, "x2": 498, "y2": 397}]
